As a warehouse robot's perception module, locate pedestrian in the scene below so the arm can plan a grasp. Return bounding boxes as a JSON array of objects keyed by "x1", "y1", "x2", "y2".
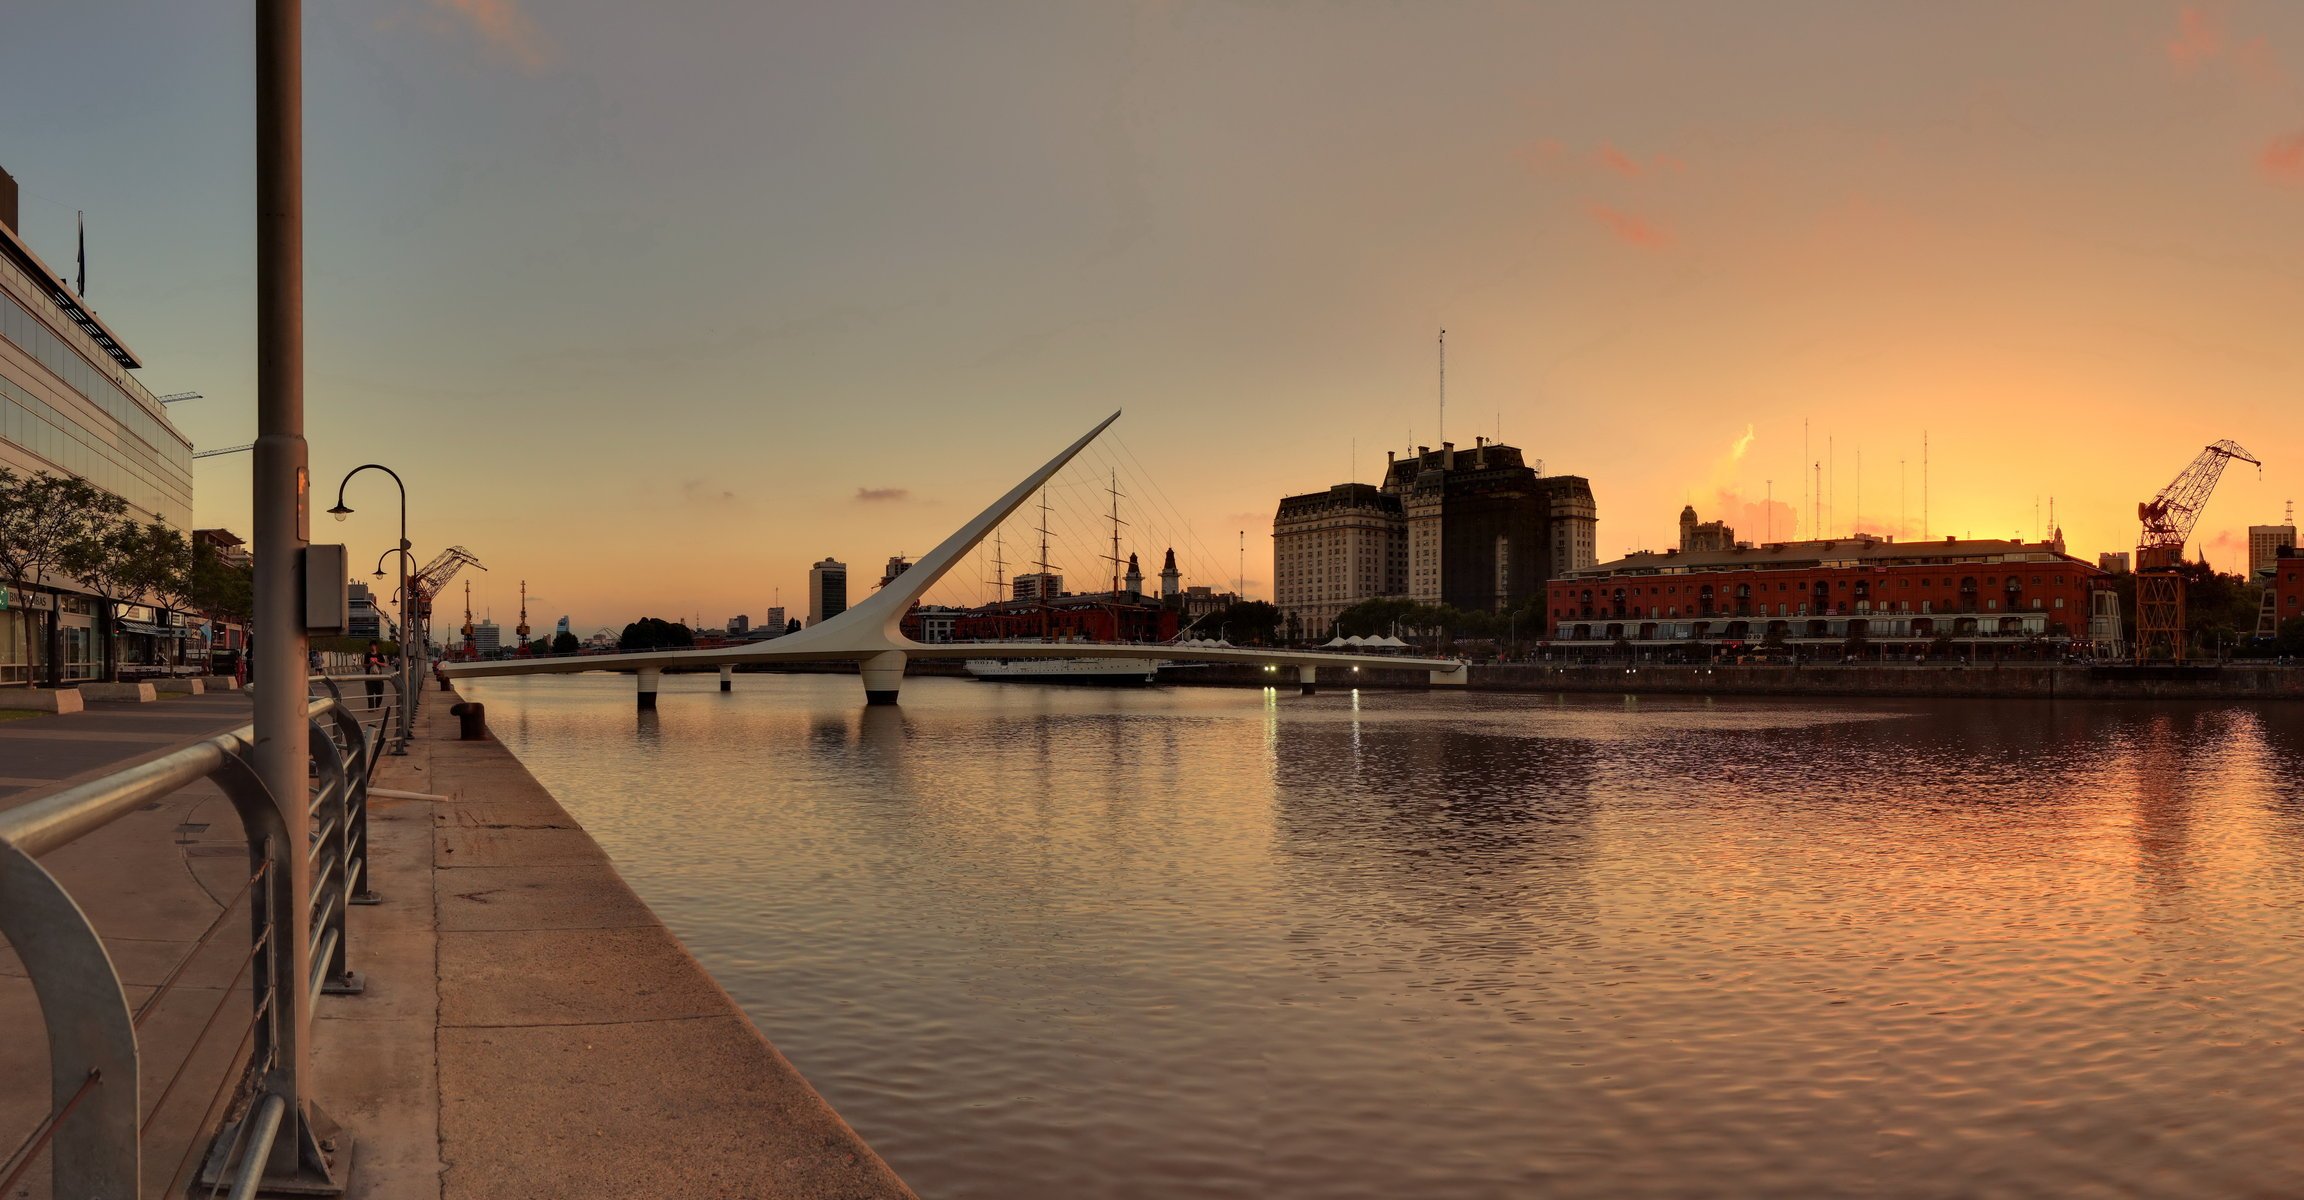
[{"x1": 363, "y1": 640, "x2": 387, "y2": 711}]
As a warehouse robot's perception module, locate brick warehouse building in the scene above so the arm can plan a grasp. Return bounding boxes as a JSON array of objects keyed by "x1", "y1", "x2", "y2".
[
  {"x1": 2276, "y1": 547, "x2": 2304, "y2": 631},
  {"x1": 1545, "y1": 532, "x2": 2105, "y2": 654}
]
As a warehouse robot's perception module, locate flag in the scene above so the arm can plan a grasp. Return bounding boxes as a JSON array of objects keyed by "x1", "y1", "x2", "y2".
[{"x1": 76, "y1": 210, "x2": 84, "y2": 295}]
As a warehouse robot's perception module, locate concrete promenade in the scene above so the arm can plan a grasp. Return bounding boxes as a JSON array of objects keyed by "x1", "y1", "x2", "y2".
[
  {"x1": 1, "y1": 690, "x2": 915, "y2": 1199},
  {"x1": 1163, "y1": 659, "x2": 2304, "y2": 701}
]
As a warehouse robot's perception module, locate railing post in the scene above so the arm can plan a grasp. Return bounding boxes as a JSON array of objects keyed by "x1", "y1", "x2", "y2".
[
  {"x1": 307, "y1": 714, "x2": 362, "y2": 996},
  {"x1": 0, "y1": 841, "x2": 139, "y2": 1199}
]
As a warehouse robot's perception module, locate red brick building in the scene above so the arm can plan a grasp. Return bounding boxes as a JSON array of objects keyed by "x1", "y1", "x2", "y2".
[
  {"x1": 2275, "y1": 547, "x2": 2304, "y2": 632},
  {"x1": 1545, "y1": 533, "x2": 2105, "y2": 653}
]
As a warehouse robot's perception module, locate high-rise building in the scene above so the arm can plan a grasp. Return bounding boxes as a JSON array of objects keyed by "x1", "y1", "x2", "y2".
[
  {"x1": 765, "y1": 605, "x2": 786, "y2": 633},
  {"x1": 808, "y1": 558, "x2": 848, "y2": 626},
  {"x1": 880, "y1": 556, "x2": 911, "y2": 589},
  {"x1": 1012, "y1": 572, "x2": 1063, "y2": 601},
  {"x1": 728, "y1": 614, "x2": 750, "y2": 635},
  {"x1": 1271, "y1": 437, "x2": 1598, "y2": 631},
  {"x1": 1273, "y1": 484, "x2": 1407, "y2": 635},
  {"x1": 2247, "y1": 524, "x2": 2296, "y2": 577},
  {"x1": 2098, "y1": 552, "x2": 2131, "y2": 575},
  {"x1": 1, "y1": 165, "x2": 197, "y2": 686},
  {"x1": 348, "y1": 581, "x2": 383, "y2": 640},
  {"x1": 555, "y1": 615, "x2": 571, "y2": 638},
  {"x1": 473, "y1": 619, "x2": 502, "y2": 656}
]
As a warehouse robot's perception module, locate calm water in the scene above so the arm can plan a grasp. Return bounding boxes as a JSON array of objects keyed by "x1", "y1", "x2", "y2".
[{"x1": 464, "y1": 673, "x2": 2304, "y2": 1199}]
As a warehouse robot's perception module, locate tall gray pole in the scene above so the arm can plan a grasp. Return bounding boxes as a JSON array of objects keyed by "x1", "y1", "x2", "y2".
[{"x1": 254, "y1": 0, "x2": 318, "y2": 1171}]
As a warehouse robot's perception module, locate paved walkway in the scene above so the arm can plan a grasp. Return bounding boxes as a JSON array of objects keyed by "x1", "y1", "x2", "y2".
[{"x1": 3, "y1": 690, "x2": 913, "y2": 1198}]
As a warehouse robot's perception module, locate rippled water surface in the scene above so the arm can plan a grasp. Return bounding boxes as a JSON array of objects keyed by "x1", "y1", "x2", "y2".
[{"x1": 464, "y1": 674, "x2": 2304, "y2": 1199}]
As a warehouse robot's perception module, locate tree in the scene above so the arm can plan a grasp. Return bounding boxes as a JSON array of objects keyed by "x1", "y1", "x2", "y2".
[
  {"x1": 0, "y1": 470, "x2": 114, "y2": 686},
  {"x1": 2278, "y1": 616, "x2": 2304, "y2": 659},
  {"x1": 785, "y1": 618, "x2": 802, "y2": 635},
  {"x1": 619, "y1": 617, "x2": 694, "y2": 650},
  {"x1": 551, "y1": 630, "x2": 580, "y2": 654},
  {"x1": 61, "y1": 502, "x2": 142, "y2": 682},
  {"x1": 192, "y1": 537, "x2": 254, "y2": 623}
]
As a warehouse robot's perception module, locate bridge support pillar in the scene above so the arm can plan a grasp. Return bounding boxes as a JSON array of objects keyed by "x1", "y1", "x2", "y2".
[
  {"x1": 861, "y1": 651, "x2": 906, "y2": 706},
  {"x1": 1298, "y1": 665, "x2": 1317, "y2": 695},
  {"x1": 1429, "y1": 663, "x2": 1469, "y2": 687},
  {"x1": 637, "y1": 668, "x2": 660, "y2": 710},
  {"x1": 719, "y1": 664, "x2": 733, "y2": 692}
]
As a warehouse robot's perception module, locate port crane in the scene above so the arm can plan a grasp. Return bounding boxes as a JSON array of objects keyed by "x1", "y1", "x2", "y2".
[{"x1": 2134, "y1": 439, "x2": 2259, "y2": 663}]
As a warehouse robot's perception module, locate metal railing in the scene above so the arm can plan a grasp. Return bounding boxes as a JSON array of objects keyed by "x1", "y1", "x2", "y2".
[{"x1": 0, "y1": 686, "x2": 393, "y2": 1196}]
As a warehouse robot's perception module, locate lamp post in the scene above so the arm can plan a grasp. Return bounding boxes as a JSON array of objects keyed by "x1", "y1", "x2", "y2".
[
  {"x1": 373, "y1": 547, "x2": 420, "y2": 699},
  {"x1": 329, "y1": 465, "x2": 413, "y2": 750}
]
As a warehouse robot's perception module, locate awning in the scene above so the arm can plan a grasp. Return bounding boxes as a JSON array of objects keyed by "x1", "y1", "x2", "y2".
[{"x1": 119, "y1": 621, "x2": 167, "y2": 637}]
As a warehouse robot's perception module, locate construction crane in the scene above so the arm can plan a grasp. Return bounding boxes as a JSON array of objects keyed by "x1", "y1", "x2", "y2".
[
  {"x1": 2135, "y1": 439, "x2": 2260, "y2": 663},
  {"x1": 411, "y1": 546, "x2": 485, "y2": 619}
]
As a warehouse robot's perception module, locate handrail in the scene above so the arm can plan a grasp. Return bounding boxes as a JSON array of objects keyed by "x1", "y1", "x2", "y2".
[{"x1": 0, "y1": 694, "x2": 371, "y2": 1196}]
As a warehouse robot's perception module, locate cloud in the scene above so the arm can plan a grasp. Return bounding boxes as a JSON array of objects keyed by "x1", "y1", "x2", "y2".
[
  {"x1": 2168, "y1": 6, "x2": 2221, "y2": 71},
  {"x1": 1597, "y1": 142, "x2": 1644, "y2": 178},
  {"x1": 2261, "y1": 129, "x2": 2304, "y2": 184},
  {"x1": 421, "y1": 0, "x2": 550, "y2": 72},
  {"x1": 2165, "y1": 6, "x2": 2283, "y2": 85},
  {"x1": 680, "y1": 479, "x2": 739, "y2": 506},
  {"x1": 855, "y1": 487, "x2": 912, "y2": 503},
  {"x1": 1729, "y1": 423, "x2": 1755, "y2": 461},
  {"x1": 1588, "y1": 204, "x2": 1672, "y2": 249}
]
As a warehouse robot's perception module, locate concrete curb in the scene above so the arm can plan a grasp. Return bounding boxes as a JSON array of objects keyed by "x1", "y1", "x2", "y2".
[
  {"x1": 0, "y1": 687, "x2": 84, "y2": 713},
  {"x1": 79, "y1": 681, "x2": 157, "y2": 703}
]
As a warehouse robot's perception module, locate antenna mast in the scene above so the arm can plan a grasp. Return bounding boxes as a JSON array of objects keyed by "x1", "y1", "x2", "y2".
[{"x1": 1437, "y1": 328, "x2": 1446, "y2": 443}]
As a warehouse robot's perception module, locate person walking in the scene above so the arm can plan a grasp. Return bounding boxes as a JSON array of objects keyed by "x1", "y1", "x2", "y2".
[{"x1": 363, "y1": 640, "x2": 387, "y2": 711}]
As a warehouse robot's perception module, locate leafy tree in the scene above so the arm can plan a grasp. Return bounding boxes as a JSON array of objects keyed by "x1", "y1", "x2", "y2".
[
  {"x1": 619, "y1": 617, "x2": 694, "y2": 650},
  {"x1": 551, "y1": 630, "x2": 580, "y2": 654},
  {"x1": 192, "y1": 537, "x2": 254, "y2": 622},
  {"x1": 2278, "y1": 616, "x2": 2304, "y2": 659},
  {"x1": 0, "y1": 470, "x2": 114, "y2": 685},
  {"x1": 59, "y1": 498, "x2": 137, "y2": 682},
  {"x1": 785, "y1": 618, "x2": 802, "y2": 635}
]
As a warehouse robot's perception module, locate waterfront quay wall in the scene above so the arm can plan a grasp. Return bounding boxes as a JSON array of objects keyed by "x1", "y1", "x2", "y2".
[{"x1": 1166, "y1": 661, "x2": 2304, "y2": 701}]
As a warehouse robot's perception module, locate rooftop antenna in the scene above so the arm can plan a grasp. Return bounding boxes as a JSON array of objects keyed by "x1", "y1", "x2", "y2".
[
  {"x1": 2288, "y1": 499, "x2": 2294, "y2": 525},
  {"x1": 1238, "y1": 530, "x2": 1246, "y2": 600},
  {"x1": 1856, "y1": 447, "x2": 1862, "y2": 535},
  {"x1": 1802, "y1": 419, "x2": 1810, "y2": 539},
  {"x1": 1923, "y1": 431, "x2": 1930, "y2": 541},
  {"x1": 1900, "y1": 457, "x2": 1907, "y2": 540},
  {"x1": 1766, "y1": 479, "x2": 1773, "y2": 541},
  {"x1": 1437, "y1": 328, "x2": 1446, "y2": 443}
]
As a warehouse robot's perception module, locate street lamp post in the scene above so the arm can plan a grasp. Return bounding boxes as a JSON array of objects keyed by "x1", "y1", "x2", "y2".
[{"x1": 329, "y1": 465, "x2": 413, "y2": 751}]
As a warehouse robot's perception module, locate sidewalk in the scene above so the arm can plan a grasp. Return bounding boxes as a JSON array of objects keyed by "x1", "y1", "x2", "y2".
[
  {"x1": 2, "y1": 688, "x2": 913, "y2": 1198},
  {"x1": 338, "y1": 690, "x2": 916, "y2": 1199}
]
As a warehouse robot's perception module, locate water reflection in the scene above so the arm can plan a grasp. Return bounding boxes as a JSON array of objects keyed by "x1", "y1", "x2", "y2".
[{"x1": 467, "y1": 675, "x2": 2304, "y2": 1200}]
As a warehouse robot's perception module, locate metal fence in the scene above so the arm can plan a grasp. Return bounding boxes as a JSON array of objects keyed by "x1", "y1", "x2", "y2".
[{"x1": 0, "y1": 673, "x2": 401, "y2": 1197}]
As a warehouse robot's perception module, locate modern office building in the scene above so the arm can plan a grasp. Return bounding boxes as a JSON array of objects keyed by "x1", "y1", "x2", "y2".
[
  {"x1": 1271, "y1": 437, "x2": 1598, "y2": 633},
  {"x1": 1, "y1": 164, "x2": 197, "y2": 685},
  {"x1": 473, "y1": 618, "x2": 502, "y2": 656},
  {"x1": 2097, "y1": 551, "x2": 2131, "y2": 575},
  {"x1": 1011, "y1": 571, "x2": 1063, "y2": 602},
  {"x1": 2248, "y1": 524, "x2": 2296, "y2": 577},
  {"x1": 348, "y1": 581, "x2": 383, "y2": 640},
  {"x1": 727, "y1": 614, "x2": 750, "y2": 636},
  {"x1": 765, "y1": 605, "x2": 786, "y2": 633},
  {"x1": 808, "y1": 558, "x2": 847, "y2": 627}
]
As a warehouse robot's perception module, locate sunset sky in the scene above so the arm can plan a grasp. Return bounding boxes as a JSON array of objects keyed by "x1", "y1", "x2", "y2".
[{"x1": 4, "y1": 2, "x2": 2300, "y2": 634}]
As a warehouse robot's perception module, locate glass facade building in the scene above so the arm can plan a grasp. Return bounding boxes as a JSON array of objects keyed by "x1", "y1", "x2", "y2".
[{"x1": 1, "y1": 199, "x2": 196, "y2": 684}]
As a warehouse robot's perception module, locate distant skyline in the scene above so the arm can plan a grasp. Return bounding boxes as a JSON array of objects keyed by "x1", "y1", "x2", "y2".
[{"x1": 4, "y1": 2, "x2": 2300, "y2": 634}]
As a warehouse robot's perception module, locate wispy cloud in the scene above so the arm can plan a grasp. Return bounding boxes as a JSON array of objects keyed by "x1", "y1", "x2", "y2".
[
  {"x1": 1597, "y1": 142, "x2": 1644, "y2": 178},
  {"x1": 2261, "y1": 129, "x2": 2304, "y2": 184},
  {"x1": 680, "y1": 479, "x2": 739, "y2": 506},
  {"x1": 413, "y1": 0, "x2": 551, "y2": 72},
  {"x1": 2168, "y1": 5, "x2": 2222, "y2": 71},
  {"x1": 855, "y1": 487, "x2": 912, "y2": 503},
  {"x1": 2165, "y1": 5, "x2": 2283, "y2": 84},
  {"x1": 1588, "y1": 204, "x2": 1672, "y2": 249}
]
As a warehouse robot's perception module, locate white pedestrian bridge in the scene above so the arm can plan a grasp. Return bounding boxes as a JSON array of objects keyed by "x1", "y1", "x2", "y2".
[{"x1": 441, "y1": 412, "x2": 1468, "y2": 706}]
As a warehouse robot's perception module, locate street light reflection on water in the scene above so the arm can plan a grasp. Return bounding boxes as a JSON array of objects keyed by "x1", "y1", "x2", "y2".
[{"x1": 469, "y1": 673, "x2": 2304, "y2": 1200}]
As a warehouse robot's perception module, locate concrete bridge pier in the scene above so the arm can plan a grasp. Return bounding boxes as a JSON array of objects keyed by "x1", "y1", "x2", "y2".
[
  {"x1": 861, "y1": 651, "x2": 906, "y2": 706},
  {"x1": 1430, "y1": 663, "x2": 1469, "y2": 687},
  {"x1": 637, "y1": 667, "x2": 660, "y2": 710},
  {"x1": 1298, "y1": 665, "x2": 1318, "y2": 695},
  {"x1": 719, "y1": 664, "x2": 733, "y2": 692}
]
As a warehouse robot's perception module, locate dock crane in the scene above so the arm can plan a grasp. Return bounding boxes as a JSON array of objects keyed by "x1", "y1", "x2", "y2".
[{"x1": 2135, "y1": 439, "x2": 2260, "y2": 663}]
